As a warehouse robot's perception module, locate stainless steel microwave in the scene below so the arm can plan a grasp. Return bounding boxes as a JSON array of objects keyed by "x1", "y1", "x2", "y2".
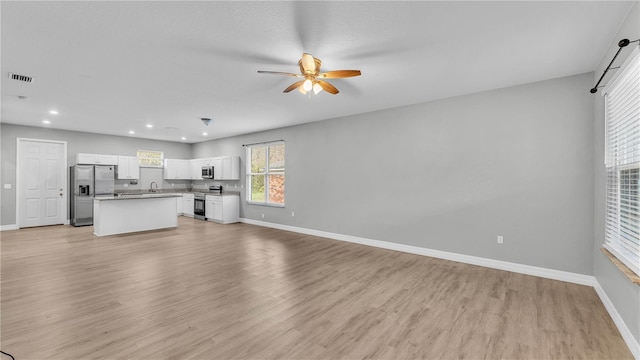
[{"x1": 202, "y1": 166, "x2": 214, "y2": 179}]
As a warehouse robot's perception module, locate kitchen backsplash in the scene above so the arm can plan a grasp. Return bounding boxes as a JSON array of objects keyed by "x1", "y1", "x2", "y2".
[
  {"x1": 190, "y1": 180, "x2": 243, "y2": 192},
  {"x1": 114, "y1": 167, "x2": 242, "y2": 192},
  {"x1": 114, "y1": 167, "x2": 190, "y2": 191}
]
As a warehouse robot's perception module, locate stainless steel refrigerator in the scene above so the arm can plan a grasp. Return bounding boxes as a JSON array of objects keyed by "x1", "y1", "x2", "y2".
[{"x1": 70, "y1": 165, "x2": 115, "y2": 226}]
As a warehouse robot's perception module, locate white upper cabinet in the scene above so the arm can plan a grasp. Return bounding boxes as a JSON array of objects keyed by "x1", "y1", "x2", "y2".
[
  {"x1": 212, "y1": 158, "x2": 223, "y2": 179},
  {"x1": 163, "y1": 156, "x2": 239, "y2": 180},
  {"x1": 76, "y1": 153, "x2": 118, "y2": 165},
  {"x1": 218, "y1": 156, "x2": 240, "y2": 180},
  {"x1": 163, "y1": 159, "x2": 189, "y2": 180},
  {"x1": 117, "y1": 156, "x2": 139, "y2": 179},
  {"x1": 190, "y1": 159, "x2": 203, "y2": 180},
  {"x1": 201, "y1": 156, "x2": 239, "y2": 180},
  {"x1": 201, "y1": 158, "x2": 215, "y2": 167}
]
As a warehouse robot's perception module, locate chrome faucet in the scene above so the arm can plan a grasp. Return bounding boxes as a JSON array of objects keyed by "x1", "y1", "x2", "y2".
[{"x1": 150, "y1": 181, "x2": 158, "y2": 192}]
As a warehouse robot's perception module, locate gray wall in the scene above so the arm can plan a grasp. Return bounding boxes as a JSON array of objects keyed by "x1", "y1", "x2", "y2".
[
  {"x1": 0, "y1": 124, "x2": 192, "y2": 225},
  {"x1": 593, "y1": 2, "x2": 640, "y2": 345},
  {"x1": 194, "y1": 72, "x2": 595, "y2": 275}
]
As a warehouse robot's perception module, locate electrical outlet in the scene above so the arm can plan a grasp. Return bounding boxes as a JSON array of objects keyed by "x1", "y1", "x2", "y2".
[
  {"x1": 3, "y1": 184, "x2": 11, "y2": 189},
  {"x1": 497, "y1": 235, "x2": 504, "y2": 244},
  {"x1": 123, "y1": 183, "x2": 128, "y2": 188},
  {"x1": 261, "y1": 213, "x2": 264, "y2": 218},
  {"x1": 291, "y1": 211, "x2": 295, "y2": 217}
]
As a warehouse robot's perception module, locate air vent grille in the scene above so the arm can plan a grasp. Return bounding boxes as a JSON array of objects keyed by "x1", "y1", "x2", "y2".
[{"x1": 8, "y1": 72, "x2": 34, "y2": 83}]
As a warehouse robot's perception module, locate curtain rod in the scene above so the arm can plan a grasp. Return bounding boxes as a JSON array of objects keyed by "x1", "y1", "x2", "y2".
[
  {"x1": 242, "y1": 139, "x2": 284, "y2": 147},
  {"x1": 590, "y1": 38, "x2": 639, "y2": 94}
]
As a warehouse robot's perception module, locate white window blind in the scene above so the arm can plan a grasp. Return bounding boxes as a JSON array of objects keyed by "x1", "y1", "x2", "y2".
[{"x1": 603, "y1": 46, "x2": 640, "y2": 276}]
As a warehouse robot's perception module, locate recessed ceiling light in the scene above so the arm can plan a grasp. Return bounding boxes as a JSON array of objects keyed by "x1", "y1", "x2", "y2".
[
  {"x1": 202, "y1": 132, "x2": 208, "y2": 136},
  {"x1": 129, "y1": 130, "x2": 135, "y2": 134},
  {"x1": 42, "y1": 119, "x2": 51, "y2": 124},
  {"x1": 146, "y1": 124, "x2": 153, "y2": 128},
  {"x1": 48, "y1": 110, "x2": 58, "y2": 115},
  {"x1": 181, "y1": 137, "x2": 186, "y2": 141}
]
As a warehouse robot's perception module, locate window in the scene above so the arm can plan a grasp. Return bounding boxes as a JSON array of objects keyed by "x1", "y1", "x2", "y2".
[
  {"x1": 137, "y1": 149, "x2": 164, "y2": 168},
  {"x1": 246, "y1": 142, "x2": 285, "y2": 206},
  {"x1": 603, "y1": 46, "x2": 640, "y2": 276}
]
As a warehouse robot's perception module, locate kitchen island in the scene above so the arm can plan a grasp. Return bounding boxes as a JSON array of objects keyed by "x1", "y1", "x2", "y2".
[{"x1": 93, "y1": 194, "x2": 182, "y2": 236}]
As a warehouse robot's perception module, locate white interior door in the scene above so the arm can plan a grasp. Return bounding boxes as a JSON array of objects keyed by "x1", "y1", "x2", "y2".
[{"x1": 18, "y1": 138, "x2": 67, "y2": 228}]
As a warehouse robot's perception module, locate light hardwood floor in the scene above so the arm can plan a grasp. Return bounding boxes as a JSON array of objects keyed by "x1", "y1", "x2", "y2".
[{"x1": 1, "y1": 217, "x2": 633, "y2": 359}]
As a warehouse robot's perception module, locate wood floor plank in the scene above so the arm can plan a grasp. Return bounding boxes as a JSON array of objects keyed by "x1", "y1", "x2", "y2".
[{"x1": 1, "y1": 217, "x2": 633, "y2": 359}]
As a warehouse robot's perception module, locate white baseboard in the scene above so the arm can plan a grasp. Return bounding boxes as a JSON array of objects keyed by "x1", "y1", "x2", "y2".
[
  {"x1": 594, "y1": 280, "x2": 640, "y2": 360},
  {"x1": 241, "y1": 218, "x2": 640, "y2": 357},
  {"x1": 0, "y1": 224, "x2": 18, "y2": 231},
  {"x1": 240, "y1": 218, "x2": 594, "y2": 286},
  {"x1": 2, "y1": 220, "x2": 70, "y2": 230}
]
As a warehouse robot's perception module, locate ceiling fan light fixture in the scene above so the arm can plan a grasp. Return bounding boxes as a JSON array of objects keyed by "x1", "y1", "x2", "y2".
[
  {"x1": 303, "y1": 79, "x2": 313, "y2": 91},
  {"x1": 298, "y1": 86, "x2": 307, "y2": 95},
  {"x1": 313, "y1": 82, "x2": 323, "y2": 95}
]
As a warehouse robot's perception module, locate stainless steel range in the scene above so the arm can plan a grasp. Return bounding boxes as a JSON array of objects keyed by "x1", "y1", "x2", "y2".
[{"x1": 193, "y1": 192, "x2": 205, "y2": 220}]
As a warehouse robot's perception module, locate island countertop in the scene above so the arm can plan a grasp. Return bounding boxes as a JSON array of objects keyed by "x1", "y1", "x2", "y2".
[{"x1": 95, "y1": 193, "x2": 183, "y2": 201}]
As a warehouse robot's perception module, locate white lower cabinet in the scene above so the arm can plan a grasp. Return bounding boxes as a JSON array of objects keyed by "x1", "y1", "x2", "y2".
[
  {"x1": 174, "y1": 194, "x2": 183, "y2": 215},
  {"x1": 205, "y1": 194, "x2": 239, "y2": 224},
  {"x1": 183, "y1": 193, "x2": 194, "y2": 217},
  {"x1": 205, "y1": 198, "x2": 214, "y2": 220},
  {"x1": 213, "y1": 201, "x2": 223, "y2": 221}
]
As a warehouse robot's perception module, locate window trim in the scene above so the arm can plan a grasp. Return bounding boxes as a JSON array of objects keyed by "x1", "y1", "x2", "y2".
[{"x1": 245, "y1": 141, "x2": 285, "y2": 207}]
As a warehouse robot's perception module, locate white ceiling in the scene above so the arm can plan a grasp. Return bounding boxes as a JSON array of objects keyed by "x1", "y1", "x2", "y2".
[{"x1": 1, "y1": 1, "x2": 634, "y2": 143}]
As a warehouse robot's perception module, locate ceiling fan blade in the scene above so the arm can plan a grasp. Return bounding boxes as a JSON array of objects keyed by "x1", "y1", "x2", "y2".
[
  {"x1": 283, "y1": 80, "x2": 306, "y2": 93},
  {"x1": 318, "y1": 70, "x2": 362, "y2": 79},
  {"x1": 257, "y1": 71, "x2": 301, "y2": 77},
  {"x1": 317, "y1": 80, "x2": 339, "y2": 94},
  {"x1": 300, "y1": 53, "x2": 317, "y2": 74}
]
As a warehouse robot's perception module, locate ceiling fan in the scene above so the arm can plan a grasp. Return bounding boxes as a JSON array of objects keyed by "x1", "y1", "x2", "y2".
[{"x1": 257, "y1": 53, "x2": 361, "y2": 95}]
